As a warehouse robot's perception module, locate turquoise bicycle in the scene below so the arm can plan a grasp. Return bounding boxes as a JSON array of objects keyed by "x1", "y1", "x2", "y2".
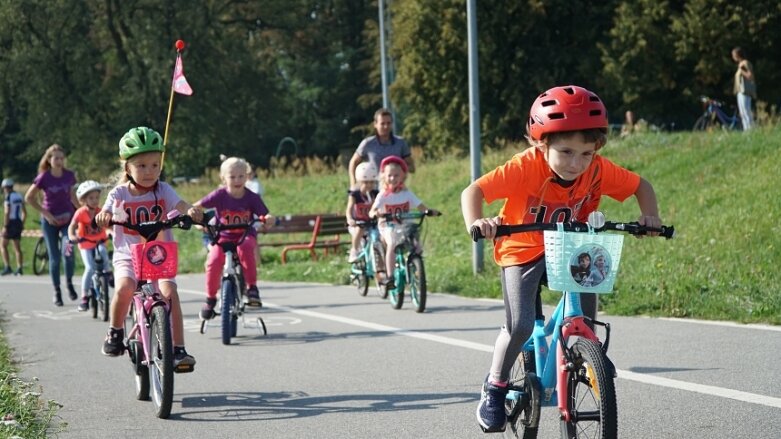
[
  {"x1": 471, "y1": 211, "x2": 674, "y2": 438},
  {"x1": 349, "y1": 219, "x2": 387, "y2": 298},
  {"x1": 382, "y1": 210, "x2": 441, "y2": 312}
]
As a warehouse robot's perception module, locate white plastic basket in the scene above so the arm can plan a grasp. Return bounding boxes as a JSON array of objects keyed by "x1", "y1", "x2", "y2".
[{"x1": 543, "y1": 224, "x2": 624, "y2": 294}]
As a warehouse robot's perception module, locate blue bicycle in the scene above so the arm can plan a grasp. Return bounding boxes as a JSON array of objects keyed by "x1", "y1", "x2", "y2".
[
  {"x1": 80, "y1": 237, "x2": 113, "y2": 322},
  {"x1": 693, "y1": 96, "x2": 741, "y2": 131},
  {"x1": 471, "y1": 212, "x2": 674, "y2": 438},
  {"x1": 350, "y1": 219, "x2": 388, "y2": 299}
]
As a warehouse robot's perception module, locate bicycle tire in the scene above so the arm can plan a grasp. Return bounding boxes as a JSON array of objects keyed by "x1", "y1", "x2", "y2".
[
  {"x1": 129, "y1": 335, "x2": 150, "y2": 401},
  {"x1": 373, "y1": 243, "x2": 388, "y2": 299},
  {"x1": 149, "y1": 305, "x2": 174, "y2": 419},
  {"x1": 692, "y1": 114, "x2": 709, "y2": 131},
  {"x1": 353, "y1": 259, "x2": 369, "y2": 296},
  {"x1": 90, "y1": 289, "x2": 98, "y2": 319},
  {"x1": 33, "y1": 237, "x2": 48, "y2": 275},
  {"x1": 99, "y1": 274, "x2": 110, "y2": 322},
  {"x1": 559, "y1": 338, "x2": 617, "y2": 439},
  {"x1": 221, "y1": 278, "x2": 236, "y2": 345},
  {"x1": 407, "y1": 255, "x2": 427, "y2": 313},
  {"x1": 388, "y1": 261, "x2": 404, "y2": 310}
]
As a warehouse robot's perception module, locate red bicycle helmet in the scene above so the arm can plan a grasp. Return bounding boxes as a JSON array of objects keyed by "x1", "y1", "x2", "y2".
[
  {"x1": 380, "y1": 155, "x2": 408, "y2": 173},
  {"x1": 527, "y1": 85, "x2": 608, "y2": 142}
]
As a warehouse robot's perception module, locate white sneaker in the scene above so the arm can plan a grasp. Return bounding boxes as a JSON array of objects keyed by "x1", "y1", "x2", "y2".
[{"x1": 347, "y1": 248, "x2": 359, "y2": 263}]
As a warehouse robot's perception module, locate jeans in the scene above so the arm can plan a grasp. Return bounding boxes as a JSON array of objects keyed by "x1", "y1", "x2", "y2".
[
  {"x1": 41, "y1": 219, "x2": 75, "y2": 288},
  {"x1": 79, "y1": 246, "x2": 108, "y2": 294},
  {"x1": 737, "y1": 92, "x2": 753, "y2": 131}
]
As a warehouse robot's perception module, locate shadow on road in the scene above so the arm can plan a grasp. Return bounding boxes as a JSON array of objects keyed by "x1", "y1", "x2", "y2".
[{"x1": 174, "y1": 390, "x2": 477, "y2": 421}]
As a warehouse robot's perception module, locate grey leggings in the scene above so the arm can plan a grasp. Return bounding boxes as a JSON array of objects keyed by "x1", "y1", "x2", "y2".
[{"x1": 489, "y1": 258, "x2": 597, "y2": 382}]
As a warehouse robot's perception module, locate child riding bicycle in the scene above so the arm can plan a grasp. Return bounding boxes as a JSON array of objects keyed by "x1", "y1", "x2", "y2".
[
  {"x1": 194, "y1": 157, "x2": 270, "y2": 319},
  {"x1": 460, "y1": 85, "x2": 663, "y2": 433},
  {"x1": 94, "y1": 126, "x2": 202, "y2": 370},
  {"x1": 346, "y1": 162, "x2": 379, "y2": 263},
  {"x1": 68, "y1": 180, "x2": 111, "y2": 311},
  {"x1": 369, "y1": 156, "x2": 438, "y2": 290}
]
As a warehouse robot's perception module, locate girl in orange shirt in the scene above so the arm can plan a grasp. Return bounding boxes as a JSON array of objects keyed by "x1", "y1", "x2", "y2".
[
  {"x1": 462, "y1": 85, "x2": 663, "y2": 433},
  {"x1": 68, "y1": 180, "x2": 109, "y2": 312}
]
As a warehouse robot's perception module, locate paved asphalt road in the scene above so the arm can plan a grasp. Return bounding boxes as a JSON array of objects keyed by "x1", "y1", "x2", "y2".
[{"x1": 0, "y1": 274, "x2": 779, "y2": 438}]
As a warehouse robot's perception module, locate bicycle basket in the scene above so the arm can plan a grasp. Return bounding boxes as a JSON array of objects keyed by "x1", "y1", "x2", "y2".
[
  {"x1": 131, "y1": 241, "x2": 178, "y2": 280},
  {"x1": 543, "y1": 224, "x2": 624, "y2": 294}
]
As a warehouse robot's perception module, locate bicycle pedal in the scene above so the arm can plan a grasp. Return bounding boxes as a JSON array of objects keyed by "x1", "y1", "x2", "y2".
[{"x1": 174, "y1": 364, "x2": 195, "y2": 374}]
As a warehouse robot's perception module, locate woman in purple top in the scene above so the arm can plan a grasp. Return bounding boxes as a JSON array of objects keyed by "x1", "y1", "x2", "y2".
[{"x1": 25, "y1": 144, "x2": 79, "y2": 306}]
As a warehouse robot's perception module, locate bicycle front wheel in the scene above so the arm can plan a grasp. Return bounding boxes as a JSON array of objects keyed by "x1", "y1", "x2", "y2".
[
  {"x1": 99, "y1": 274, "x2": 110, "y2": 322},
  {"x1": 407, "y1": 255, "x2": 427, "y2": 313},
  {"x1": 559, "y1": 339, "x2": 617, "y2": 439},
  {"x1": 372, "y1": 243, "x2": 388, "y2": 299},
  {"x1": 149, "y1": 305, "x2": 174, "y2": 419},
  {"x1": 33, "y1": 237, "x2": 48, "y2": 275},
  {"x1": 221, "y1": 279, "x2": 237, "y2": 345},
  {"x1": 352, "y1": 259, "x2": 369, "y2": 297}
]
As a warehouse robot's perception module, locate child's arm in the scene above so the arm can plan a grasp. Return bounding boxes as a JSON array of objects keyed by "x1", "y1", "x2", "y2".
[
  {"x1": 633, "y1": 178, "x2": 662, "y2": 236},
  {"x1": 174, "y1": 200, "x2": 203, "y2": 223},
  {"x1": 346, "y1": 196, "x2": 356, "y2": 225},
  {"x1": 20, "y1": 202, "x2": 27, "y2": 223},
  {"x1": 461, "y1": 182, "x2": 501, "y2": 239},
  {"x1": 67, "y1": 215, "x2": 79, "y2": 242},
  {"x1": 2, "y1": 206, "x2": 8, "y2": 228}
]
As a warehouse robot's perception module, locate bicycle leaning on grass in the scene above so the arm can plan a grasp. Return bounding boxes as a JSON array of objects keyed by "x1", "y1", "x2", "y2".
[
  {"x1": 197, "y1": 213, "x2": 268, "y2": 345},
  {"x1": 98, "y1": 213, "x2": 195, "y2": 419},
  {"x1": 693, "y1": 96, "x2": 741, "y2": 131},
  {"x1": 471, "y1": 211, "x2": 674, "y2": 439},
  {"x1": 349, "y1": 218, "x2": 388, "y2": 299},
  {"x1": 381, "y1": 210, "x2": 441, "y2": 313}
]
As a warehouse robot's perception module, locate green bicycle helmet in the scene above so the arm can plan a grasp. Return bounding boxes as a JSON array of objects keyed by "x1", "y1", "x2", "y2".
[{"x1": 119, "y1": 127, "x2": 164, "y2": 160}]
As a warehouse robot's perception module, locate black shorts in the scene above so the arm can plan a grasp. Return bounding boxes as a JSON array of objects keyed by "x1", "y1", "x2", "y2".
[{"x1": 2, "y1": 219, "x2": 23, "y2": 240}]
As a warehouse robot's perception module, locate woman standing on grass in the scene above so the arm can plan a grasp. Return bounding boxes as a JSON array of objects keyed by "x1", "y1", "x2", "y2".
[
  {"x1": 732, "y1": 47, "x2": 756, "y2": 131},
  {"x1": 25, "y1": 144, "x2": 79, "y2": 306}
]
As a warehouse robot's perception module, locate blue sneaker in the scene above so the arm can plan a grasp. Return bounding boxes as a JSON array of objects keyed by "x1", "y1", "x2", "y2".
[{"x1": 476, "y1": 377, "x2": 508, "y2": 432}]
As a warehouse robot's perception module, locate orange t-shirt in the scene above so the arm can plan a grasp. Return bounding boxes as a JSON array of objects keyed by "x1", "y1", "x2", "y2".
[
  {"x1": 73, "y1": 206, "x2": 108, "y2": 250},
  {"x1": 476, "y1": 147, "x2": 640, "y2": 267}
]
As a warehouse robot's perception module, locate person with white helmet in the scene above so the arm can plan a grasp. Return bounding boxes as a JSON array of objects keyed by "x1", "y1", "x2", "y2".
[
  {"x1": 68, "y1": 180, "x2": 110, "y2": 311},
  {"x1": 345, "y1": 162, "x2": 380, "y2": 262},
  {"x1": 2, "y1": 178, "x2": 27, "y2": 276}
]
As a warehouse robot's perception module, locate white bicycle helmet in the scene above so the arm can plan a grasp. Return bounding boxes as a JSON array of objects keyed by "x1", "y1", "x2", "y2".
[
  {"x1": 355, "y1": 162, "x2": 379, "y2": 182},
  {"x1": 76, "y1": 180, "x2": 103, "y2": 200},
  {"x1": 1, "y1": 178, "x2": 13, "y2": 188}
]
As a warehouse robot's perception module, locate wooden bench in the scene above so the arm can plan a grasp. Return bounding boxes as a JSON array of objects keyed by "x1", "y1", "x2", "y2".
[{"x1": 258, "y1": 214, "x2": 348, "y2": 264}]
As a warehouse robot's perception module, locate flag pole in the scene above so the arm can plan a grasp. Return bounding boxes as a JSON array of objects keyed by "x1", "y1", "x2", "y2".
[{"x1": 162, "y1": 40, "x2": 187, "y2": 168}]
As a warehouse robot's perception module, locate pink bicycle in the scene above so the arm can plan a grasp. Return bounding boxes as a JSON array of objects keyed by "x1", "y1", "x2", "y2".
[{"x1": 102, "y1": 214, "x2": 195, "y2": 419}]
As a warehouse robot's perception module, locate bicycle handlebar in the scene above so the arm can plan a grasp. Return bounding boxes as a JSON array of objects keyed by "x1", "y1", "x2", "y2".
[
  {"x1": 197, "y1": 211, "x2": 268, "y2": 246},
  {"x1": 92, "y1": 215, "x2": 194, "y2": 241},
  {"x1": 470, "y1": 220, "x2": 675, "y2": 242},
  {"x1": 379, "y1": 210, "x2": 442, "y2": 222}
]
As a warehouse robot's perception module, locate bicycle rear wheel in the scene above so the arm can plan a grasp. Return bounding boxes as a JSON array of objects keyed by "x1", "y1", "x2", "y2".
[
  {"x1": 149, "y1": 305, "x2": 174, "y2": 419},
  {"x1": 505, "y1": 351, "x2": 540, "y2": 439},
  {"x1": 352, "y1": 259, "x2": 369, "y2": 297},
  {"x1": 33, "y1": 237, "x2": 48, "y2": 275},
  {"x1": 221, "y1": 278, "x2": 236, "y2": 345},
  {"x1": 559, "y1": 339, "x2": 617, "y2": 439},
  {"x1": 407, "y1": 255, "x2": 426, "y2": 313},
  {"x1": 128, "y1": 316, "x2": 149, "y2": 401}
]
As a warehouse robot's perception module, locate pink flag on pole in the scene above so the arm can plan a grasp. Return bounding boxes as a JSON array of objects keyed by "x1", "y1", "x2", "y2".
[{"x1": 172, "y1": 55, "x2": 193, "y2": 95}]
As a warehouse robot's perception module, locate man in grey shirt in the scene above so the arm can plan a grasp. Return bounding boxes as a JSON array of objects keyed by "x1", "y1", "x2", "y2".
[{"x1": 348, "y1": 108, "x2": 415, "y2": 189}]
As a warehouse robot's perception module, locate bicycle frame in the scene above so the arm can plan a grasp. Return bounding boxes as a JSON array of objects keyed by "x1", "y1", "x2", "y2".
[
  {"x1": 696, "y1": 96, "x2": 741, "y2": 130},
  {"x1": 518, "y1": 291, "x2": 606, "y2": 418},
  {"x1": 350, "y1": 221, "x2": 383, "y2": 288},
  {"x1": 127, "y1": 283, "x2": 171, "y2": 366}
]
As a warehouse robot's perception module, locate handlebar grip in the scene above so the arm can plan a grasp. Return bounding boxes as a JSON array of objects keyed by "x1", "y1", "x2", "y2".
[{"x1": 470, "y1": 226, "x2": 483, "y2": 242}]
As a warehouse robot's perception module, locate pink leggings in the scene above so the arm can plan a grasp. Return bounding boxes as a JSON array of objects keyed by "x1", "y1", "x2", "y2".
[{"x1": 205, "y1": 235, "x2": 258, "y2": 299}]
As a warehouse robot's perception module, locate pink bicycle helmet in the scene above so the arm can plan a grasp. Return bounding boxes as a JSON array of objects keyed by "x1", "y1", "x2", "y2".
[
  {"x1": 527, "y1": 85, "x2": 608, "y2": 144},
  {"x1": 380, "y1": 155, "x2": 408, "y2": 174}
]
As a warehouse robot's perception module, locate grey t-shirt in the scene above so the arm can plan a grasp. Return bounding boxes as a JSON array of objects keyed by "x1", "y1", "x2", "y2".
[{"x1": 355, "y1": 135, "x2": 411, "y2": 171}]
